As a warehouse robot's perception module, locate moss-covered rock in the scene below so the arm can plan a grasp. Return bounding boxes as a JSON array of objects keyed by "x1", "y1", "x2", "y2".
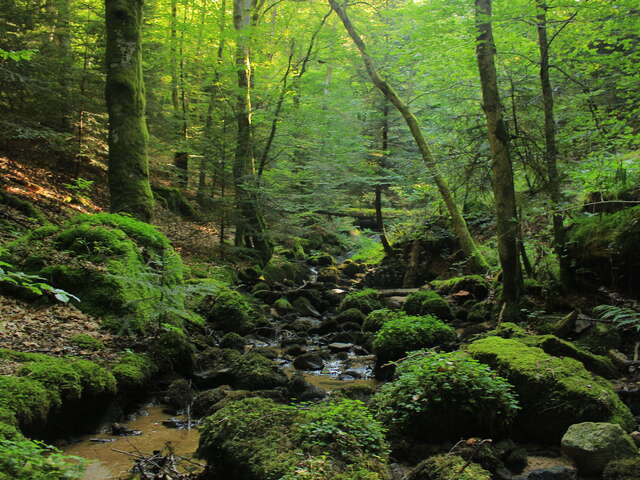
[
  {"x1": 373, "y1": 314, "x2": 456, "y2": 364},
  {"x1": 197, "y1": 397, "x2": 390, "y2": 480},
  {"x1": 220, "y1": 332, "x2": 246, "y2": 351},
  {"x1": 152, "y1": 185, "x2": 198, "y2": 219},
  {"x1": 431, "y1": 275, "x2": 490, "y2": 299},
  {"x1": 521, "y1": 335, "x2": 618, "y2": 379},
  {"x1": 561, "y1": 422, "x2": 638, "y2": 476},
  {"x1": 317, "y1": 266, "x2": 340, "y2": 284},
  {"x1": 467, "y1": 301, "x2": 493, "y2": 323},
  {"x1": 567, "y1": 206, "x2": 640, "y2": 291},
  {"x1": 69, "y1": 334, "x2": 104, "y2": 351},
  {"x1": 490, "y1": 322, "x2": 528, "y2": 339},
  {"x1": 0, "y1": 376, "x2": 52, "y2": 428},
  {"x1": 148, "y1": 328, "x2": 194, "y2": 373},
  {"x1": 373, "y1": 351, "x2": 519, "y2": 442},
  {"x1": 335, "y1": 308, "x2": 366, "y2": 325},
  {"x1": 603, "y1": 457, "x2": 640, "y2": 480},
  {"x1": 339, "y1": 288, "x2": 384, "y2": 314},
  {"x1": 404, "y1": 290, "x2": 453, "y2": 320},
  {"x1": 467, "y1": 337, "x2": 634, "y2": 442},
  {"x1": 3, "y1": 213, "x2": 186, "y2": 334},
  {"x1": 406, "y1": 454, "x2": 491, "y2": 480},
  {"x1": 262, "y1": 259, "x2": 308, "y2": 284},
  {"x1": 577, "y1": 323, "x2": 622, "y2": 355},
  {"x1": 111, "y1": 352, "x2": 158, "y2": 391},
  {"x1": 198, "y1": 287, "x2": 254, "y2": 333},
  {"x1": 230, "y1": 352, "x2": 288, "y2": 391}
]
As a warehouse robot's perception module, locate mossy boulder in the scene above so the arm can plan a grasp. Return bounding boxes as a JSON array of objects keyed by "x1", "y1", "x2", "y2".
[
  {"x1": 220, "y1": 332, "x2": 246, "y2": 351},
  {"x1": 3, "y1": 213, "x2": 186, "y2": 334},
  {"x1": 335, "y1": 308, "x2": 366, "y2": 325},
  {"x1": 521, "y1": 334, "x2": 618, "y2": 379},
  {"x1": 317, "y1": 266, "x2": 340, "y2": 284},
  {"x1": 197, "y1": 397, "x2": 390, "y2": 480},
  {"x1": 467, "y1": 337, "x2": 635, "y2": 442},
  {"x1": 561, "y1": 422, "x2": 638, "y2": 476},
  {"x1": 230, "y1": 352, "x2": 288, "y2": 391},
  {"x1": 148, "y1": 328, "x2": 195, "y2": 373},
  {"x1": 373, "y1": 351, "x2": 519, "y2": 442},
  {"x1": 339, "y1": 288, "x2": 384, "y2": 314},
  {"x1": 69, "y1": 334, "x2": 104, "y2": 351},
  {"x1": 431, "y1": 275, "x2": 490, "y2": 299},
  {"x1": 567, "y1": 206, "x2": 640, "y2": 292},
  {"x1": 406, "y1": 454, "x2": 491, "y2": 480},
  {"x1": 603, "y1": 457, "x2": 640, "y2": 480},
  {"x1": 262, "y1": 259, "x2": 308, "y2": 284},
  {"x1": 467, "y1": 301, "x2": 493, "y2": 323},
  {"x1": 373, "y1": 314, "x2": 457, "y2": 364},
  {"x1": 111, "y1": 352, "x2": 158, "y2": 391},
  {"x1": 198, "y1": 287, "x2": 254, "y2": 333},
  {"x1": 404, "y1": 290, "x2": 453, "y2": 320},
  {"x1": 152, "y1": 185, "x2": 198, "y2": 219}
]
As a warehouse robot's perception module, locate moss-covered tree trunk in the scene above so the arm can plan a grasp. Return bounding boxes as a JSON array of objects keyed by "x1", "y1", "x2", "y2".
[
  {"x1": 232, "y1": 0, "x2": 272, "y2": 265},
  {"x1": 329, "y1": 0, "x2": 488, "y2": 272},
  {"x1": 105, "y1": 0, "x2": 154, "y2": 221},
  {"x1": 475, "y1": 0, "x2": 522, "y2": 319},
  {"x1": 536, "y1": 0, "x2": 572, "y2": 290}
]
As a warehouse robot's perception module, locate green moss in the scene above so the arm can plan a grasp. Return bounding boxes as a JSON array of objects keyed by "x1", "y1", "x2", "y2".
[
  {"x1": 406, "y1": 455, "x2": 491, "y2": 480},
  {"x1": 5, "y1": 213, "x2": 186, "y2": 334},
  {"x1": 198, "y1": 287, "x2": 254, "y2": 333},
  {"x1": 0, "y1": 190, "x2": 47, "y2": 224},
  {"x1": 152, "y1": 185, "x2": 198, "y2": 219},
  {"x1": 148, "y1": 329, "x2": 194, "y2": 373},
  {"x1": 0, "y1": 376, "x2": 52, "y2": 427},
  {"x1": 521, "y1": 334, "x2": 618, "y2": 378},
  {"x1": 467, "y1": 301, "x2": 493, "y2": 323},
  {"x1": 335, "y1": 308, "x2": 367, "y2": 325},
  {"x1": 373, "y1": 314, "x2": 456, "y2": 363},
  {"x1": 230, "y1": 353, "x2": 288, "y2": 391},
  {"x1": 111, "y1": 352, "x2": 158, "y2": 390},
  {"x1": 198, "y1": 397, "x2": 390, "y2": 480},
  {"x1": 404, "y1": 290, "x2": 453, "y2": 320},
  {"x1": 262, "y1": 259, "x2": 308, "y2": 284},
  {"x1": 467, "y1": 337, "x2": 635, "y2": 441},
  {"x1": 373, "y1": 351, "x2": 519, "y2": 442},
  {"x1": 490, "y1": 322, "x2": 528, "y2": 339},
  {"x1": 339, "y1": 289, "x2": 383, "y2": 314},
  {"x1": 69, "y1": 334, "x2": 104, "y2": 351},
  {"x1": 431, "y1": 275, "x2": 490, "y2": 299},
  {"x1": 273, "y1": 297, "x2": 294, "y2": 314},
  {"x1": 363, "y1": 309, "x2": 402, "y2": 333},
  {"x1": 603, "y1": 457, "x2": 640, "y2": 480},
  {"x1": 220, "y1": 332, "x2": 246, "y2": 351},
  {"x1": 318, "y1": 266, "x2": 340, "y2": 283}
]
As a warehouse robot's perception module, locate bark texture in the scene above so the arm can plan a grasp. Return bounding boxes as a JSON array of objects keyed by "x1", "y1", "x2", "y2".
[
  {"x1": 105, "y1": 0, "x2": 154, "y2": 221},
  {"x1": 475, "y1": 0, "x2": 522, "y2": 319}
]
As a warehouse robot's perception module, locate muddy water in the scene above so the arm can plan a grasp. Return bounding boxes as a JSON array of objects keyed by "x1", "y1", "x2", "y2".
[{"x1": 63, "y1": 406, "x2": 200, "y2": 480}]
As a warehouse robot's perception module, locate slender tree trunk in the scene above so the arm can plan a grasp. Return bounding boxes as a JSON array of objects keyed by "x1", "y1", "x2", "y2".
[
  {"x1": 475, "y1": 0, "x2": 522, "y2": 319},
  {"x1": 233, "y1": 0, "x2": 272, "y2": 265},
  {"x1": 170, "y1": 0, "x2": 179, "y2": 114},
  {"x1": 105, "y1": 0, "x2": 154, "y2": 221},
  {"x1": 328, "y1": 0, "x2": 487, "y2": 272},
  {"x1": 536, "y1": 0, "x2": 572, "y2": 289},
  {"x1": 376, "y1": 99, "x2": 393, "y2": 255}
]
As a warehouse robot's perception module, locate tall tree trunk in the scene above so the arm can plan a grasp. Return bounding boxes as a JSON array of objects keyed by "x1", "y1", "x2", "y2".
[
  {"x1": 170, "y1": 0, "x2": 179, "y2": 114},
  {"x1": 105, "y1": 0, "x2": 154, "y2": 222},
  {"x1": 536, "y1": 0, "x2": 572, "y2": 289},
  {"x1": 376, "y1": 99, "x2": 393, "y2": 255},
  {"x1": 328, "y1": 0, "x2": 487, "y2": 272},
  {"x1": 233, "y1": 0, "x2": 272, "y2": 265},
  {"x1": 475, "y1": 0, "x2": 522, "y2": 319}
]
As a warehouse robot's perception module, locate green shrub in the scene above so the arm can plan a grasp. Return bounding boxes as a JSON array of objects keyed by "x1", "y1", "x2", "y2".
[
  {"x1": 404, "y1": 290, "x2": 452, "y2": 320},
  {"x1": 373, "y1": 314, "x2": 456, "y2": 363},
  {"x1": 295, "y1": 399, "x2": 389, "y2": 461},
  {"x1": 373, "y1": 351, "x2": 519, "y2": 441},
  {"x1": 198, "y1": 287, "x2": 254, "y2": 333},
  {"x1": 339, "y1": 289, "x2": 383, "y2": 314},
  {"x1": 0, "y1": 437, "x2": 85, "y2": 480},
  {"x1": 363, "y1": 309, "x2": 402, "y2": 333}
]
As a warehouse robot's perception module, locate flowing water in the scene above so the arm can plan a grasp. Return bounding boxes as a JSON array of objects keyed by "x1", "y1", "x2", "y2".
[{"x1": 62, "y1": 406, "x2": 200, "y2": 480}]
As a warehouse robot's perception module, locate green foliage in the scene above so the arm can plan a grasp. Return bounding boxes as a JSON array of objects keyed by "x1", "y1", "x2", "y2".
[
  {"x1": 467, "y1": 336, "x2": 635, "y2": 441},
  {"x1": 350, "y1": 236, "x2": 385, "y2": 265},
  {"x1": 403, "y1": 290, "x2": 452, "y2": 320},
  {"x1": 198, "y1": 287, "x2": 255, "y2": 333},
  {"x1": 603, "y1": 457, "x2": 640, "y2": 480},
  {"x1": 0, "y1": 48, "x2": 36, "y2": 61},
  {"x1": 362, "y1": 309, "x2": 402, "y2": 333},
  {"x1": 372, "y1": 313, "x2": 456, "y2": 363},
  {"x1": 373, "y1": 351, "x2": 519, "y2": 441},
  {"x1": 335, "y1": 308, "x2": 367, "y2": 325},
  {"x1": 594, "y1": 305, "x2": 640, "y2": 335},
  {"x1": 339, "y1": 289, "x2": 383, "y2": 314},
  {"x1": 0, "y1": 261, "x2": 79, "y2": 303},
  {"x1": 63, "y1": 178, "x2": 94, "y2": 202},
  {"x1": 0, "y1": 438, "x2": 85, "y2": 480},
  {"x1": 295, "y1": 399, "x2": 389, "y2": 461},
  {"x1": 406, "y1": 454, "x2": 491, "y2": 480},
  {"x1": 230, "y1": 352, "x2": 288, "y2": 391}
]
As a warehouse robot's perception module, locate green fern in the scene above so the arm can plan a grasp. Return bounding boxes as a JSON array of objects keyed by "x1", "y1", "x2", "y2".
[{"x1": 594, "y1": 305, "x2": 640, "y2": 334}]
